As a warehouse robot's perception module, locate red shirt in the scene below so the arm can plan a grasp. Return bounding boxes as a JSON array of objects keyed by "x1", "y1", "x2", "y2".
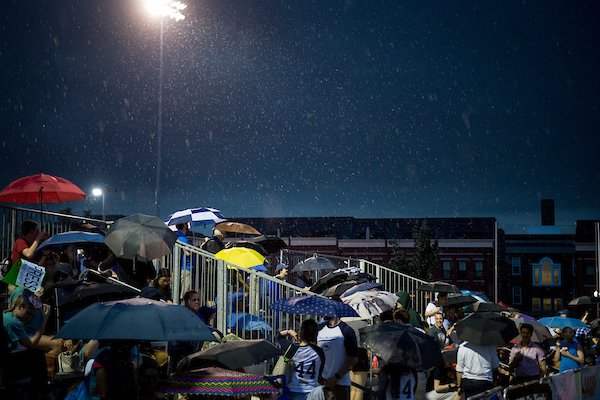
[{"x1": 11, "y1": 237, "x2": 32, "y2": 265}]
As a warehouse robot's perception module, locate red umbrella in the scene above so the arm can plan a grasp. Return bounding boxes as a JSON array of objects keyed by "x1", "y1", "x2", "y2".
[{"x1": 0, "y1": 173, "x2": 87, "y2": 221}]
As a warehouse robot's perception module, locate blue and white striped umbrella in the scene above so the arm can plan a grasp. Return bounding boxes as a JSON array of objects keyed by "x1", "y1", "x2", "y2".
[
  {"x1": 268, "y1": 295, "x2": 360, "y2": 318},
  {"x1": 164, "y1": 207, "x2": 226, "y2": 228}
]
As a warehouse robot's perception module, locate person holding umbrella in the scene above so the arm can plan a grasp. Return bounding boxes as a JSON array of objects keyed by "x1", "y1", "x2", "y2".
[{"x1": 11, "y1": 220, "x2": 48, "y2": 266}]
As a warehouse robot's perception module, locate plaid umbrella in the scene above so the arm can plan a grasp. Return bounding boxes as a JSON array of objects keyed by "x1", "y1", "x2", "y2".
[
  {"x1": 156, "y1": 367, "x2": 278, "y2": 396},
  {"x1": 268, "y1": 295, "x2": 360, "y2": 318}
]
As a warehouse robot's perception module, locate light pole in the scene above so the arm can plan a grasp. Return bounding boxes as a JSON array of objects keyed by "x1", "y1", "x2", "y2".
[
  {"x1": 92, "y1": 188, "x2": 106, "y2": 221},
  {"x1": 145, "y1": 0, "x2": 186, "y2": 217}
]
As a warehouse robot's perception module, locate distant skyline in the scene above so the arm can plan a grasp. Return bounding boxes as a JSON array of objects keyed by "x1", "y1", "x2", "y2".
[{"x1": 1, "y1": 0, "x2": 599, "y2": 233}]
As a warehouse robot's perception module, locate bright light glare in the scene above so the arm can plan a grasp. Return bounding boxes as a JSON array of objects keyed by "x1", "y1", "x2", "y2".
[
  {"x1": 92, "y1": 188, "x2": 103, "y2": 197},
  {"x1": 145, "y1": 0, "x2": 187, "y2": 21}
]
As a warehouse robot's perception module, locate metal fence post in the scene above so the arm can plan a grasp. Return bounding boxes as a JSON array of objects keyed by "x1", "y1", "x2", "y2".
[
  {"x1": 216, "y1": 259, "x2": 228, "y2": 335},
  {"x1": 172, "y1": 245, "x2": 181, "y2": 304}
]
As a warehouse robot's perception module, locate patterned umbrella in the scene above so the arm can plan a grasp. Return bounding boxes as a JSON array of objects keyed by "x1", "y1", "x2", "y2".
[
  {"x1": 268, "y1": 295, "x2": 360, "y2": 318},
  {"x1": 342, "y1": 290, "x2": 399, "y2": 319},
  {"x1": 156, "y1": 367, "x2": 278, "y2": 396},
  {"x1": 164, "y1": 207, "x2": 226, "y2": 228}
]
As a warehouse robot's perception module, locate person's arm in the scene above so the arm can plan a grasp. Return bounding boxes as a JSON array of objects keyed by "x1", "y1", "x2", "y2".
[
  {"x1": 538, "y1": 360, "x2": 547, "y2": 377},
  {"x1": 324, "y1": 355, "x2": 359, "y2": 389},
  {"x1": 434, "y1": 378, "x2": 458, "y2": 393},
  {"x1": 96, "y1": 367, "x2": 111, "y2": 400},
  {"x1": 21, "y1": 231, "x2": 47, "y2": 260},
  {"x1": 18, "y1": 304, "x2": 50, "y2": 349},
  {"x1": 558, "y1": 344, "x2": 584, "y2": 364},
  {"x1": 456, "y1": 371, "x2": 463, "y2": 397}
]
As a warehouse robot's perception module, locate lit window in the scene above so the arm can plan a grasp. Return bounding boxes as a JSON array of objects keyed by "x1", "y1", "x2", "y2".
[
  {"x1": 512, "y1": 257, "x2": 521, "y2": 275},
  {"x1": 532, "y1": 257, "x2": 561, "y2": 286},
  {"x1": 442, "y1": 261, "x2": 451, "y2": 280},
  {"x1": 554, "y1": 298, "x2": 562, "y2": 310},
  {"x1": 458, "y1": 261, "x2": 467, "y2": 279},
  {"x1": 512, "y1": 287, "x2": 522, "y2": 305},
  {"x1": 543, "y1": 298, "x2": 552, "y2": 311},
  {"x1": 532, "y1": 298, "x2": 541, "y2": 311},
  {"x1": 475, "y1": 261, "x2": 483, "y2": 279}
]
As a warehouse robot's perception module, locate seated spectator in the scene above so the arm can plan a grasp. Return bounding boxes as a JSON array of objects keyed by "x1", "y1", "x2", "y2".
[
  {"x1": 150, "y1": 267, "x2": 172, "y2": 302},
  {"x1": 425, "y1": 358, "x2": 459, "y2": 400},
  {"x1": 427, "y1": 313, "x2": 448, "y2": 349}
]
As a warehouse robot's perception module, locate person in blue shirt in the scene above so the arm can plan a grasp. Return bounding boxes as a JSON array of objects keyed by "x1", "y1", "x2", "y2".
[
  {"x1": 176, "y1": 223, "x2": 192, "y2": 300},
  {"x1": 554, "y1": 326, "x2": 584, "y2": 372}
]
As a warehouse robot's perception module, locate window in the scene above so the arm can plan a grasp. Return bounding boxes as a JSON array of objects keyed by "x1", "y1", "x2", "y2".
[
  {"x1": 554, "y1": 298, "x2": 562, "y2": 310},
  {"x1": 512, "y1": 257, "x2": 521, "y2": 275},
  {"x1": 512, "y1": 287, "x2": 522, "y2": 305},
  {"x1": 543, "y1": 298, "x2": 552, "y2": 311},
  {"x1": 475, "y1": 261, "x2": 483, "y2": 279},
  {"x1": 442, "y1": 261, "x2": 451, "y2": 280},
  {"x1": 532, "y1": 298, "x2": 541, "y2": 311},
  {"x1": 458, "y1": 261, "x2": 467, "y2": 279},
  {"x1": 532, "y1": 257, "x2": 561, "y2": 286},
  {"x1": 586, "y1": 265, "x2": 595, "y2": 286}
]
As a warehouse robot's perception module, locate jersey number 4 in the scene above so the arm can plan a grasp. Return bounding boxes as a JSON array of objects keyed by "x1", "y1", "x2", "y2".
[{"x1": 294, "y1": 361, "x2": 316, "y2": 379}]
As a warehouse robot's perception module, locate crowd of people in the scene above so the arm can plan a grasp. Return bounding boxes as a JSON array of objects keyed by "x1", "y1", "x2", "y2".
[{"x1": 2, "y1": 220, "x2": 600, "y2": 400}]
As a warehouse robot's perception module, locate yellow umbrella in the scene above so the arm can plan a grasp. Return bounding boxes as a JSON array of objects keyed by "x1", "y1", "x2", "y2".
[{"x1": 215, "y1": 248, "x2": 266, "y2": 270}]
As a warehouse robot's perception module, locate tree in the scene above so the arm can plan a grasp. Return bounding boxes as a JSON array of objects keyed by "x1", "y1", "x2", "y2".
[{"x1": 388, "y1": 219, "x2": 439, "y2": 281}]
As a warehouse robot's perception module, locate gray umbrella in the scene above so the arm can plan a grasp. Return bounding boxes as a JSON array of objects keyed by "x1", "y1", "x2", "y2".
[
  {"x1": 177, "y1": 339, "x2": 283, "y2": 372},
  {"x1": 417, "y1": 281, "x2": 461, "y2": 293},
  {"x1": 292, "y1": 256, "x2": 338, "y2": 272},
  {"x1": 103, "y1": 213, "x2": 178, "y2": 261}
]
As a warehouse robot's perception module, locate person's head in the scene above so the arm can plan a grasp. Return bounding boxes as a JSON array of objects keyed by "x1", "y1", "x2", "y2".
[
  {"x1": 62, "y1": 244, "x2": 75, "y2": 261},
  {"x1": 213, "y1": 229, "x2": 224, "y2": 239},
  {"x1": 303, "y1": 270, "x2": 311, "y2": 278},
  {"x1": 434, "y1": 312, "x2": 444, "y2": 328},
  {"x1": 176, "y1": 223, "x2": 188, "y2": 233},
  {"x1": 437, "y1": 293, "x2": 448, "y2": 305},
  {"x1": 155, "y1": 268, "x2": 171, "y2": 289},
  {"x1": 562, "y1": 326, "x2": 575, "y2": 342},
  {"x1": 53, "y1": 261, "x2": 74, "y2": 282},
  {"x1": 6, "y1": 291, "x2": 41, "y2": 324},
  {"x1": 520, "y1": 324, "x2": 533, "y2": 343},
  {"x1": 299, "y1": 319, "x2": 319, "y2": 343},
  {"x1": 393, "y1": 308, "x2": 410, "y2": 324},
  {"x1": 139, "y1": 358, "x2": 161, "y2": 393},
  {"x1": 445, "y1": 306, "x2": 456, "y2": 319},
  {"x1": 275, "y1": 264, "x2": 288, "y2": 278},
  {"x1": 183, "y1": 290, "x2": 200, "y2": 312},
  {"x1": 559, "y1": 309, "x2": 570, "y2": 318},
  {"x1": 21, "y1": 220, "x2": 39, "y2": 238}
]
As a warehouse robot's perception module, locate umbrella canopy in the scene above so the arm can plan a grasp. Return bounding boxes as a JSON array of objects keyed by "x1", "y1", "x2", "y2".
[
  {"x1": 225, "y1": 241, "x2": 269, "y2": 257},
  {"x1": 417, "y1": 281, "x2": 461, "y2": 293},
  {"x1": 589, "y1": 318, "x2": 600, "y2": 330},
  {"x1": 323, "y1": 281, "x2": 360, "y2": 299},
  {"x1": 178, "y1": 339, "x2": 282, "y2": 372},
  {"x1": 359, "y1": 322, "x2": 443, "y2": 370},
  {"x1": 346, "y1": 271, "x2": 378, "y2": 283},
  {"x1": 249, "y1": 235, "x2": 288, "y2": 254},
  {"x1": 215, "y1": 222, "x2": 261, "y2": 235},
  {"x1": 103, "y1": 214, "x2": 178, "y2": 261},
  {"x1": 460, "y1": 290, "x2": 490, "y2": 302},
  {"x1": 156, "y1": 367, "x2": 278, "y2": 396},
  {"x1": 568, "y1": 296, "x2": 600, "y2": 306},
  {"x1": 215, "y1": 247, "x2": 266, "y2": 269},
  {"x1": 445, "y1": 293, "x2": 478, "y2": 308},
  {"x1": 464, "y1": 302, "x2": 507, "y2": 313},
  {"x1": 340, "y1": 282, "x2": 385, "y2": 298},
  {"x1": 310, "y1": 271, "x2": 349, "y2": 294},
  {"x1": 292, "y1": 256, "x2": 338, "y2": 273},
  {"x1": 38, "y1": 231, "x2": 106, "y2": 252},
  {"x1": 455, "y1": 312, "x2": 519, "y2": 346},
  {"x1": 54, "y1": 297, "x2": 217, "y2": 341},
  {"x1": 164, "y1": 207, "x2": 226, "y2": 228},
  {"x1": 269, "y1": 295, "x2": 360, "y2": 318},
  {"x1": 0, "y1": 173, "x2": 86, "y2": 205},
  {"x1": 71, "y1": 223, "x2": 106, "y2": 235},
  {"x1": 227, "y1": 313, "x2": 272, "y2": 331},
  {"x1": 537, "y1": 316, "x2": 588, "y2": 329},
  {"x1": 342, "y1": 290, "x2": 399, "y2": 319},
  {"x1": 59, "y1": 282, "x2": 140, "y2": 311},
  {"x1": 510, "y1": 317, "x2": 553, "y2": 342}
]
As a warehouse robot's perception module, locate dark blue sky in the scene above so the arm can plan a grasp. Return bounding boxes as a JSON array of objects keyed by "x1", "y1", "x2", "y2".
[{"x1": 1, "y1": 0, "x2": 599, "y2": 231}]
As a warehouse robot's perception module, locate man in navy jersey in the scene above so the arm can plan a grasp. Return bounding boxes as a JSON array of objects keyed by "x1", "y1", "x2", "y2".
[{"x1": 317, "y1": 317, "x2": 359, "y2": 400}]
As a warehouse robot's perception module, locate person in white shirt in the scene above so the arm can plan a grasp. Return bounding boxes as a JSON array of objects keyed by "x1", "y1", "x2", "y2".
[
  {"x1": 456, "y1": 342, "x2": 499, "y2": 398},
  {"x1": 424, "y1": 293, "x2": 447, "y2": 327}
]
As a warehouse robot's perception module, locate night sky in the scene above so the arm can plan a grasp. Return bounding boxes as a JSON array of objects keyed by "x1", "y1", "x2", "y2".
[{"x1": 1, "y1": 0, "x2": 599, "y2": 232}]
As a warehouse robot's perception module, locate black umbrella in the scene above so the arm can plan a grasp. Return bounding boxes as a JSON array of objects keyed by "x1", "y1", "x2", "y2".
[
  {"x1": 292, "y1": 256, "x2": 338, "y2": 273},
  {"x1": 103, "y1": 213, "x2": 179, "y2": 261},
  {"x1": 250, "y1": 235, "x2": 288, "y2": 254},
  {"x1": 177, "y1": 339, "x2": 283, "y2": 372},
  {"x1": 445, "y1": 293, "x2": 478, "y2": 308},
  {"x1": 346, "y1": 272, "x2": 377, "y2": 283},
  {"x1": 455, "y1": 312, "x2": 519, "y2": 346},
  {"x1": 464, "y1": 302, "x2": 507, "y2": 313},
  {"x1": 59, "y1": 282, "x2": 140, "y2": 311},
  {"x1": 589, "y1": 318, "x2": 600, "y2": 330},
  {"x1": 359, "y1": 322, "x2": 443, "y2": 370},
  {"x1": 225, "y1": 241, "x2": 269, "y2": 257},
  {"x1": 568, "y1": 296, "x2": 600, "y2": 306},
  {"x1": 310, "y1": 271, "x2": 349, "y2": 294},
  {"x1": 323, "y1": 280, "x2": 359, "y2": 299},
  {"x1": 417, "y1": 281, "x2": 460, "y2": 293}
]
